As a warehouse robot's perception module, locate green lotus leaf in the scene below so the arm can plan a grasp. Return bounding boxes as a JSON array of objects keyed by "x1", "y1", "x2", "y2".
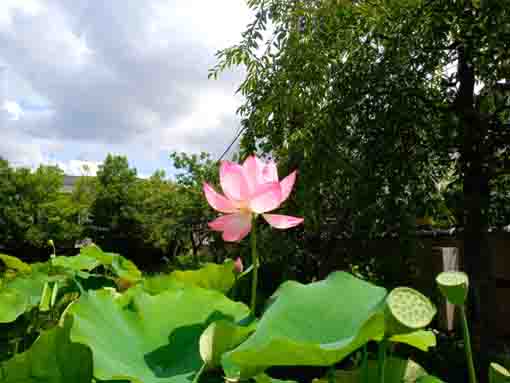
[
  {"x1": 313, "y1": 358, "x2": 428, "y2": 383},
  {"x1": 108, "y1": 252, "x2": 143, "y2": 283},
  {"x1": 222, "y1": 272, "x2": 387, "y2": 380},
  {"x1": 489, "y1": 363, "x2": 510, "y2": 383},
  {"x1": 199, "y1": 319, "x2": 256, "y2": 368},
  {"x1": 0, "y1": 265, "x2": 49, "y2": 323},
  {"x1": 436, "y1": 271, "x2": 469, "y2": 306},
  {"x1": 53, "y1": 245, "x2": 142, "y2": 283},
  {"x1": 416, "y1": 375, "x2": 447, "y2": 383},
  {"x1": 0, "y1": 254, "x2": 31, "y2": 274},
  {"x1": 0, "y1": 319, "x2": 92, "y2": 383},
  {"x1": 52, "y1": 253, "x2": 101, "y2": 272},
  {"x1": 66, "y1": 284, "x2": 250, "y2": 383},
  {"x1": 254, "y1": 373, "x2": 298, "y2": 383},
  {"x1": 144, "y1": 260, "x2": 238, "y2": 295},
  {"x1": 389, "y1": 330, "x2": 437, "y2": 352}
]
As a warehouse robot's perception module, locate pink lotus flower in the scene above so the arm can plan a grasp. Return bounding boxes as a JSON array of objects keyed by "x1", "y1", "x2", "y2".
[{"x1": 203, "y1": 155, "x2": 304, "y2": 242}]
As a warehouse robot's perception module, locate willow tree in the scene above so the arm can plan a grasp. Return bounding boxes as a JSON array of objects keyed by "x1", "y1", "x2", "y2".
[{"x1": 212, "y1": 0, "x2": 510, "y2": 360}]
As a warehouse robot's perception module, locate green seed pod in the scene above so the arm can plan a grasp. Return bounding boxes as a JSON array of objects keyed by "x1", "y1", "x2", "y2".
[
  {"x1": 436, "y1": 271, "x2": 469, "y2": 306},
  {"x1": 489, "y1": 363, "x2": 510, "y2": 383},
  {"x1": 385, "y1": 287, "x2": 437, "y2": 336}
]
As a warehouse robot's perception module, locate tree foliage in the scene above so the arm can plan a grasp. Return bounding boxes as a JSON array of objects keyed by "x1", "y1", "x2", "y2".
[
  {"x1": 211, "y1": 0, "x2": 510, "y2": 356},
  {"x1": 0, "y1": 160, "x2": 71, "y2": 252}
]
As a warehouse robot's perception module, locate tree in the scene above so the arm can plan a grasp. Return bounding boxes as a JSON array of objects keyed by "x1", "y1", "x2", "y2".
[
  {"x1": 0, "y1": 161, "x2": 67, "y2": 252},
  {"x1": 212, "y1": 0, "x2": 510, "y2": 362},
  {"x1": 90, "y1": 154, "x2": 143, "y2": 257},
  {"x1": 169, "y1": 152, "x2": 221, "y2": 264},
  {"x1": 137, "y1": 170, "x2": 181, "y2": 256}
]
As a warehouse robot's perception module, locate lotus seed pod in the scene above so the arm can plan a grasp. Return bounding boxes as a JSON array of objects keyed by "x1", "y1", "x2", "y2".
[
  {"x1": 489, "y1": 363, "x2": 510, "y2": 383},
  {"x1": 436, "y1": 271, "x2": 469, "y2": 306},
  {"x1": 385, "y1": 287, "x2": 437, "y2": 336}
]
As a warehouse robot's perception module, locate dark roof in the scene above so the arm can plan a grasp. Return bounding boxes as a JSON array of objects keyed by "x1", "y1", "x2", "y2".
[{"x1": 62, "y1": 175, "x2": 81, "y2": 193}]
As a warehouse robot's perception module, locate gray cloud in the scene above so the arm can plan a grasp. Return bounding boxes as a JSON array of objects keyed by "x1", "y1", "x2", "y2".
[{"x1": 0, "y1": 0, "x2": 250, "y2": 171}]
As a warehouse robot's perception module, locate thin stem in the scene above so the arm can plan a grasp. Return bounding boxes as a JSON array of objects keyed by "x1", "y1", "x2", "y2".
[
  {"x1": 378, "y1": 339, "x2": 387, "y2": 383},
  {"x1": 460, "y1": 306, "x2": 478, "y2": 383},
  {"x1": 192, "y1": 363, "x2": 206, "y2": 383},
  {"x1": 327, "y1": 366, "x2": 336, "y2": 383},
  {"x1": 72, "y1": 276, "x2": 86, "y2": 295},
  {"x1": 250, "y1": 216, "x2": 258, "y2": 316},
  {"x1": 49, "y1": 240, "x2": 56, "y2": 259},
  {"x1": 361, "y1": 344, "x2": 369, "y2": 383}
]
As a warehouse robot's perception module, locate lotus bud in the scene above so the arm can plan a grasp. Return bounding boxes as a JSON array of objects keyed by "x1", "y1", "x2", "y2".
[{"x1": 234, "y1": 257, "x2": 244, "y2": 274}]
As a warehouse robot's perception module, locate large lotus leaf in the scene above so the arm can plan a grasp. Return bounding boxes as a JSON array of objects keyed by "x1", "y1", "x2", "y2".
[
  {"x1": 144, "y1": 260, "x2": 238, "y2": 295},
  {"x1": 0, "y1": 254, "x2": 31, "y2": 274},
  {"x1": 199, "y1": 319, "x2": 257, "y2": 368},
  {"x1": 52, "y1": 253, "x2": 101, "y2": 272},
  {"x1": 0, "y1": 267, "x2": 49, "y2": 323},
  {"x1": 54, "y1": 246, "x2": 142, "y2": 283},
  {"x1": 312, "y1": 358, "x2": 428, "y2": 383},
  {"x1": 389, "y1": 330, "x2": 436, "y2": 352},
  {"x1": 222, "y1": 272, "x2": 387, "y2": 379},
  {"x1": 67, "y1": 284, "x2": 250, "y2": 383},
  {"x1": 108, "y1": 252, "x2": 143, "y2": 283},
  {"x1": 254, "y1": 374, "x2": 298, "y2": 383},
  {"x1": 0, "y1": 319, "x2": 92, "y2": 383}
]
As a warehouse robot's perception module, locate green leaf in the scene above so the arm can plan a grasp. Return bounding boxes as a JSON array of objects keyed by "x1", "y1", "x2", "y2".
[
  {"x1": 199, "y1": 319, "x2": 256, "y2": 368},
  {"x1": 0, "y1": 254, "x2": 31, "y2": 274},
  {"x1": 222, "y1": 272, "x2": 387, "y2": 379},
  {"x1": 0, "y1": 265, "x2": 49, "y2": 323},
  {"x1": 0, "y1": 319, "x2": 92, "y2": 383},
  {"x1": 489, "y1": 363, "x2": 510, "y2": 383},
  {"x1": 144, "y1": 260, "x2": 238, "y2": 295},
  {"x1": 314, "y1": 358, "x2": 429, "y2": 383},
  {"x1": 67, "y1": 285, "x2": 250, "y2": 383},
  {"x1": 52, "y1": 253, "x2": 101, "y2": 272},
  {"x1": 389, "y1": 330, "x2": 437, "y2": 352},
  {"x1": 53, "y1": 245, "x2": 142, "y2": 283},
  {"x1": 254, "y1": 373, "x2": 298, "y2": 383}
]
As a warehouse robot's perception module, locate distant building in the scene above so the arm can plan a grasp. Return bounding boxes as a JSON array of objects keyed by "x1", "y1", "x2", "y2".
[{"x1": 62, "y1": 175, "x2": 81, "y2": 193}]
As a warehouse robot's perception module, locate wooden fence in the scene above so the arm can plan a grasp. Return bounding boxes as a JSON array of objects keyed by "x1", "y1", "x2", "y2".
[{"x1": 319, "y1": 232, "x2": 510, "y2": 339}]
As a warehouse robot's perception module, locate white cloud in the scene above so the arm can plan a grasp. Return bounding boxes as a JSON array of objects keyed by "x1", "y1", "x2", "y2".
[
  {"x1": 2, "y1": 100, "x2": 23, "y2": 120},
  {"x1": 57, "y1": 159, "x2": 100, "y2": 176},
  {"x1": 0, "y1": 0, "x2": 45, "y2": 31},
  {"x1": 0, "y1": 1, "x2": 253, "y2": 172}
]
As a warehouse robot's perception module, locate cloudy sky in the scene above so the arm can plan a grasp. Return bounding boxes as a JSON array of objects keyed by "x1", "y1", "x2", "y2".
[{"x1": 0, "y1": 0, "x2": 252, "y2": 177}]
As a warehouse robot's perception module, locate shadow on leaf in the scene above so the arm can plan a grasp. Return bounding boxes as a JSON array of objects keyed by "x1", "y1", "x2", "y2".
[{"x1": 144, "y1": 311, "x2": 234, "y2": 379}]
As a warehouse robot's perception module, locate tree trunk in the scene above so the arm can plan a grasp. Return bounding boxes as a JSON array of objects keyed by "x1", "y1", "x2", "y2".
[{"x1": 457, "y1": 37, "x2": 496, "y2": 380}]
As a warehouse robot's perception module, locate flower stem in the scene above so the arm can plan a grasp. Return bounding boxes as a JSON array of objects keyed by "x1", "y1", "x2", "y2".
[
  {"x1": 460, "y1": 306, "x2": 478, "y2": 383},
  {"x1": 378, "y1": 338, "x2": 387, "y2": 383},
  {"x1": 361, "y1": 344, "x2": 369, "y2": 383},
  {"x1": 250, "y1": 217, "x2": 258, "y2": 316}
]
